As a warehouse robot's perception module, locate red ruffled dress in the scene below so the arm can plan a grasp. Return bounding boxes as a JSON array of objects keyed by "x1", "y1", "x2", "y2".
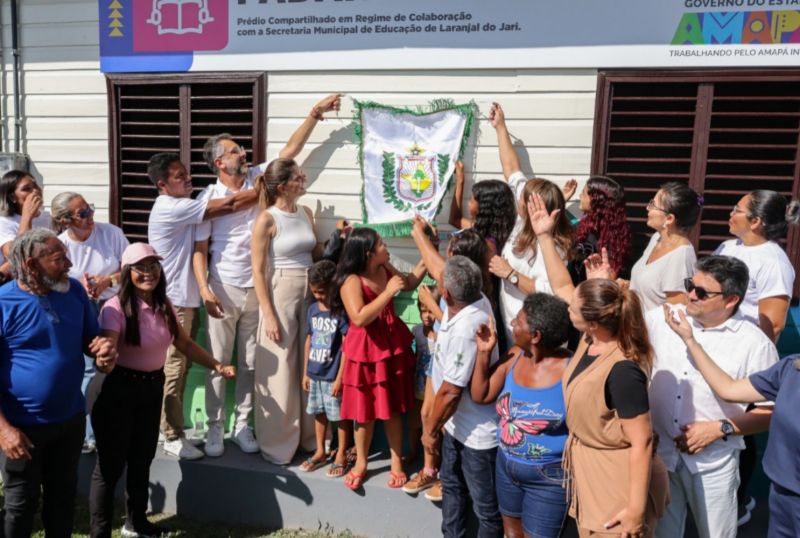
[{"x1": 340, "y1": 269, "x2": 416, "y2": 423}]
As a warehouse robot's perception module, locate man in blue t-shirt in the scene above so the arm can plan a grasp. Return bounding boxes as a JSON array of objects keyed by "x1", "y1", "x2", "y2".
[{"x1": 0, "y1": 229, "x2": 116, "y2": 537}]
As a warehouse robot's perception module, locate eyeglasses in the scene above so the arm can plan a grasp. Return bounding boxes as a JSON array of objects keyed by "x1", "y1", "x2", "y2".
[
  {"x1": 223, "y1": 145, "x2": 246, "y2": 157},
  {"x1": 684, "y1": 278, "x2": 724, "y2": 301},
  {"x1": 730, "y1": 205, "x2": 749, "y2": 216},
  {"x1": 75, "y1": 204, "x2": 95, "y2": 220},
  {"x1": 130, "y1": 261, "x2": 161, "y2": 274},
  {"x1": 646, "y1": 199, "x2": 668, "y2": 213},
  {"x1": 38, "y1": 296, "x2": 60, "y2": 324}
]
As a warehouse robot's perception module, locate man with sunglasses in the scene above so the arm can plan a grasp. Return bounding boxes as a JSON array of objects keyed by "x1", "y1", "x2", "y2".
[
  {"x1": 0, "y1": 229, "x2": 117, "y2": 537},
  {"x1": 645, "y1": 255, "x2": 778, "y2": 538}
]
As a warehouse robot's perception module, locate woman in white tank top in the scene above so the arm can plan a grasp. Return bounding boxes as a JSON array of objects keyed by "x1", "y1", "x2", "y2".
[{"x1": 251, "y1": 158, "x2": 323, "y2": 464}]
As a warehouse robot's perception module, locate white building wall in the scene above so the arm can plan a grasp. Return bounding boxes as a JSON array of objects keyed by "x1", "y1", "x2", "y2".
[{"x1": 1, "y1": 0, "x2": 598, "y2": 263}]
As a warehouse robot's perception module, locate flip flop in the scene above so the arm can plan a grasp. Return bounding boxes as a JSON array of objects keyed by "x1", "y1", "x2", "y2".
[
  {"x1": 388, "y1": 471, "x2": 408, "y2": 488},
  {"x1": 299, "y1": 457, "x2": 327, "y2": 473},
  {"x1": 326, "y1": 462, "x2": 348, "y2": 478},
  {"x1": 344, "y1": 470, "x2": 367, "y2": 490}
]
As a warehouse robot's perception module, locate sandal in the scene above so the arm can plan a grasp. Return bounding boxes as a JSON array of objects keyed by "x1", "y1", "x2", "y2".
[
  {"x1": 344, "y1": 470, "x2": 367, "y2": 490},
  {"x1": 299, "y1": 457, "x2": 327, "y2": 473},
  {"x1": 326, "y1": 462, "x2": 348, "y2": 478},
  {"x1": 387, "y1": 470, "x2": 408, "y2": 489}
]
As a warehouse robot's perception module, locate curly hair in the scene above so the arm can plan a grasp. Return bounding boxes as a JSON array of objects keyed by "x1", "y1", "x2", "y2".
[
  {"x1": 471, "y1": 180, "x2": 516, "y2": 254},
  {"x1": 575, "y1": 176, "x2": 632, "y2": 274}
]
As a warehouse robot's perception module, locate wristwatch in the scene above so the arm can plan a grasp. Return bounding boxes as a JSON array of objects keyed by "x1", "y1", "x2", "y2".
[
  {"x1": 507, "y1": 270, "x2": 519, "y2": 286},
  {"x1": 720, "y1": 419, "x2": 734, "y2": 441}
]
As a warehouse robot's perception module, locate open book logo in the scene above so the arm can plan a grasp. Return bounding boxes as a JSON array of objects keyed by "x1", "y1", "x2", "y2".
[
  {"x1": 146, "y1": 0, "x2": 213, "y2": 35},
  {"x1": 133, "y1": 0, "x2": 228, "y2": 52}
]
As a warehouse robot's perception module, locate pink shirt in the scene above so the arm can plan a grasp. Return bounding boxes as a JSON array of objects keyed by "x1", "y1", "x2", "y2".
[{"x1": 99, "y1": 296, "x2": 176, "y2": 372}]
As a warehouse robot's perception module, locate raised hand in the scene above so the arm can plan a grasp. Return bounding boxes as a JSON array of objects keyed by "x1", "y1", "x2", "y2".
[
  {"x1": 475, "y1": 323, "x2": 497, "y2": 354},
  {"x1": 562, "y1": 179, "x2": 578, "y2": 202},
  {"x1": 386, "y1": 275, "x2": 405, "y2": 296},
  {"x1": 488, "y1": 255, "x2": 513, "y2": 280},
  {"x1": 312, "y1": 93, "x2": 344, "y2": 120},
  {"x1": 585, "y1": 247, "x2": 614, "y2": 281},
  {"x1": 454, "y1": 160, "x2": 465, "y2": 184},
  {"x1": 526, "y1": 193, "x2": 560, "y2": 237},
  {"x1": 488, "y1": 102, "x2": 506, "y2": 129},
  {"x1": 663, "y1": 304, "x2": 694, "y2": 342}
]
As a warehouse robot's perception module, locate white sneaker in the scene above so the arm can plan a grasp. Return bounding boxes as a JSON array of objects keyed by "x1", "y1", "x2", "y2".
[
  {"x1": 204, "y1": 424, "x2": 225, "y2": 457},
  {"x1": 231, "y1": 426, "x2": 259, "y2": 454},
  {"x1": 162, "y1": 437, "x2": 204, "y2": 460}
]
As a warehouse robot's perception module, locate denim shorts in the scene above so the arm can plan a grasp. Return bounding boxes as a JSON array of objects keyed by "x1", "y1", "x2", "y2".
[
  {"x1": 305, "y1": 379, "x2": 341, "y2": 422},
  {"x1": 495, "y1": 449, "x2": 568, "y2": 538}
]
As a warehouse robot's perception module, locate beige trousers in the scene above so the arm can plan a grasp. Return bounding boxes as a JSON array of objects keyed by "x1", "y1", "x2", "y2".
[
  {"x1": 205, "y1": 277, "x2": 259, "y2": 431},
  {"x1": 254, "y1": 267, "x2": 315, "y2": 464},
  {"x1": 160, "y1": 306, "x2": 198, "y2": 441}
]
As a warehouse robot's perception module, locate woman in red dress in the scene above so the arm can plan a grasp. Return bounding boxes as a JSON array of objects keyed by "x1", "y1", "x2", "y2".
[{"x1": 331, "y1": 228, "x2": 426, "y2": 490}]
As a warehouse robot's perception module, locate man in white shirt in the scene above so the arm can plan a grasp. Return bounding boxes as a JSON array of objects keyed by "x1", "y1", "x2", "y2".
[
  {"x1": 192, "y1": 93, "x2": 342, "y2": 457},
  {"x1": 147, "y1": 152, "x2": 258, "y2": 460},
  {"x1": 647, "y1": 255, "x2": 779, "y2": 538},
  {"x1": 423, "y1": 256, "x2": 502, "y2": 538}
]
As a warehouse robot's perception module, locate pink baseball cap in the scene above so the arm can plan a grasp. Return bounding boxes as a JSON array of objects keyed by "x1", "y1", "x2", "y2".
[{"x1": 121, "y1": 242, "x2": 163, "y2": 268}]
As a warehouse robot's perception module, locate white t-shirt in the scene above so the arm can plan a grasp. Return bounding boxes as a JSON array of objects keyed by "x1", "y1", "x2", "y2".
[
  {"x1": 0, "y1": 212, "x2": 53, "y2": 265},
  {"x1": 630, "y1": 232, "x2": 696, "y2": 311},
  {"x1": 195, "y1": 163, "x2": 266, "y2": 288},
  {"x1": 713, "y1": 239, "x2": 795, "y2": 326},
  {"x1": 431, "y1": 294, "x2": 499, "y2": 450},
  {"x1": 646, "y1": 305, "x2": 779, "y2": 474},
  {"x1": 148, "y1": 195, "x2": 208, "y2": 308},
  {"x1": 59, "y1": 223, "x2": 129, "y2": 302},
  {"x1": 498, "y1": 170, "x2": 561, "y2": 343}
]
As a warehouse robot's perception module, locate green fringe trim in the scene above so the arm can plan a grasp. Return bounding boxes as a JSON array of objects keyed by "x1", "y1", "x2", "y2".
[
  {"x1": 353, "y1": 219, "x2": 415, "y2": 239},
  {"x1": 352, "y1": 98, "x2": 477, "y2": 235}
]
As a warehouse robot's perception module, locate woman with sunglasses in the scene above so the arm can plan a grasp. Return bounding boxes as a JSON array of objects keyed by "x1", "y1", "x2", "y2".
[
  {"x1": 51, "y1": 191, "x2": 130, "y2": 454},
  {"x1": 713, "y1": 191, "x2": 800, "y2": 343},
  {"x1": 91, "y1": 243, "x2": 235, "y2": 537},
  {"x1": 628, "y1": 182, "x2": 702, "y2": 311},
  {"x1": 0, "y1": 170, "x2": 52, "y2": 278}
]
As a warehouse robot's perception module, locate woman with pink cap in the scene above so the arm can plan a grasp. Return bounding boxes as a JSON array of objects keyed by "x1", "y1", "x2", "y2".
[{"x1": 89, "y1": 242, "x2": 235, "y2": 538}]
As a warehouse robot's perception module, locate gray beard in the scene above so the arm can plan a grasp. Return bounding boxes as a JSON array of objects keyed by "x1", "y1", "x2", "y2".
[{"x1": 42, "y1": 275, "x2": 69, "y2": 293}]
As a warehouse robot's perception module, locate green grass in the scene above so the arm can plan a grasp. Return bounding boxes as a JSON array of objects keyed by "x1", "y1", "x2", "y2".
[{"x1": 11, "y1": 494, "x2": 360, "y2": 538}]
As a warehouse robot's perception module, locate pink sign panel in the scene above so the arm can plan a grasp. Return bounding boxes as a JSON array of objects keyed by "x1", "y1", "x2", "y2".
[{"x1": 132, "y1": 0, "x2": 228, "y2": 52}]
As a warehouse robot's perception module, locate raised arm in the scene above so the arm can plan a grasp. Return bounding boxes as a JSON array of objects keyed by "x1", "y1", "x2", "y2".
[
  {"x1": 411, "y1": 216, "x2": 445, "y2": 284},
  {"x1": 489, "y1": 103, "x2": 521, "y2": 180},
  {"x1": 251, "y1": 210, "x2": 281, "y2": 342},
  {"x1": 470, "y1": 323, "x2": 510, "y2": 404},
  {"x1": 341, "y1": 273, "x2": 404, "y2": 328},
  {"x1": 663, "y1": 305, "x2": 767, "y2": 403},
  {"x1": 418, "y1": 285, "x2": 444, "y2": 322},
  {"x1": 448, "y1": 161, "x2": 472, "y2": 230},
  {"x1": 279, "y1": 93, "x2": 343, "y2": 160},
  {"x1": 526, "y1": 194, "x2": 575, "y2": 302}
]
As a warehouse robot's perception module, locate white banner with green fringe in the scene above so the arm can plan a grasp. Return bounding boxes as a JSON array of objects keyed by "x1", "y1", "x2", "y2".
[{"x1": 354, "y1": 100, "x2": 475, "y2": 237}]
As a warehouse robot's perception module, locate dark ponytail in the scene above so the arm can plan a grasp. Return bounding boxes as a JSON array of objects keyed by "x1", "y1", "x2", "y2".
[{"x1": 747, "y1": 190, "x2": 800, "y2": 241}]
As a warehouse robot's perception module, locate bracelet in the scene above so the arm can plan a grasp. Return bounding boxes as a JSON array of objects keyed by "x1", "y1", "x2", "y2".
[
  {"x1": 310, "y1": 106, "x2": 325, "y2": 121},
  {"x1": 505, "y1": 268, "x2": 514, "y2": 279}
]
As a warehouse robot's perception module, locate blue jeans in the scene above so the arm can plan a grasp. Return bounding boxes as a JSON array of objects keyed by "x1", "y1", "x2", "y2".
[
  {"x1": 769, "y1": 483, "x2": 800, "y2": 538},
  {"x1": 440, "y1": 432, "x2": 502, "y2": 538},
  {"x1": 495, "y1": 449, "x2": 567, "y2": 538},
  {"x1": 82, "y1": 355, "x2": 96, "y2": 443}
]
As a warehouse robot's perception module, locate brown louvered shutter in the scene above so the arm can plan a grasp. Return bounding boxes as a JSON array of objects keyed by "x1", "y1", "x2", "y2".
[
  {"x1": 593, "y1": 71, "x2": 800, "y2": 298},
  {"x1": 107, "y1": 73, "x2": 266, "y2": 241}
]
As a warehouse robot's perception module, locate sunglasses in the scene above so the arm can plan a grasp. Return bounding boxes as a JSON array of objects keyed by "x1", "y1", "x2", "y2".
[
  {"x1": 76, "y1": 204, "x2": 95, "y2": 219},
  {"x1": 130, "y1": 261, "x2": 161, "y2": 274},
  {"x1": 683, "y1": 278, "x2": 723, "y2": 301}
]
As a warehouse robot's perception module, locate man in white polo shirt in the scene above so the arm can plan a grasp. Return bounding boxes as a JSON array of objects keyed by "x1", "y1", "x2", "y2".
[
  {"x1": 192, "y1": 93, "x2": 342, "y2": 457},
  {"x1": 423, "y1": 256, "x2": 502, "y2": 538},
  {"x1": 147, "y1": 152, "x2": 257, "y2": 460},
  {"x1": 647, "y1": 255, "x2": 778, "y2": 538}
]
